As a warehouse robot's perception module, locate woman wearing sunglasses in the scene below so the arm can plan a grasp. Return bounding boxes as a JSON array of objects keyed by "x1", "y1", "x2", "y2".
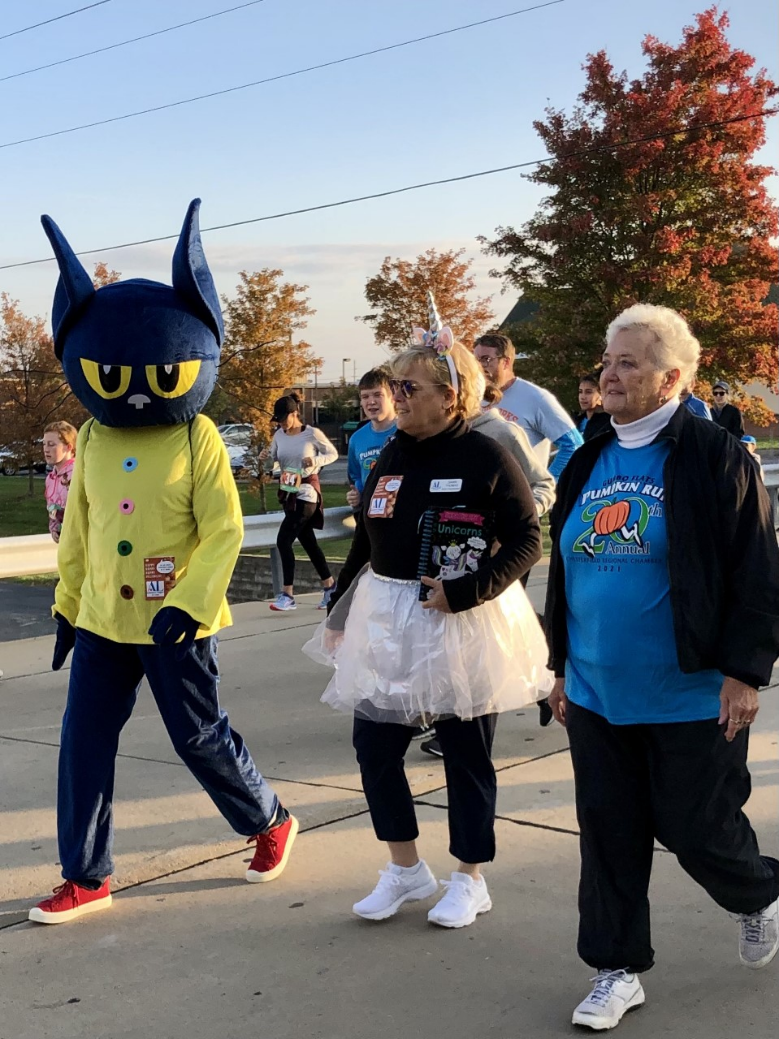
[{"x1": 305, "y1": 300, "x2": 552, "y2": 929}]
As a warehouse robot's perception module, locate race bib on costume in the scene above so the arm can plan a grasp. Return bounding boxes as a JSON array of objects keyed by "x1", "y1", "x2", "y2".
[
  {"x1": 144, "y1": 556, "x2": 176, "y2": 600},
  {"x1": 368, "y1": 476, "x2": 403, "y2": 518}
]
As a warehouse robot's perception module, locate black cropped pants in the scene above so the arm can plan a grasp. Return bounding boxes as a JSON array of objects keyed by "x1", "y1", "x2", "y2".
[{"x1": 353, "y1": 714, "x2": 498, "y2": 864}]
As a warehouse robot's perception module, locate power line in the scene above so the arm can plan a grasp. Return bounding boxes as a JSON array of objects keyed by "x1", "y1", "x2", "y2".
[
  {"x1": 1, "y1": 0, "x2": 269, "y2": 84},
  {"x1": 0, "y1": 1, "x2": 115, "y2": 43},
  {"x1": 0, "y1": 1, "x2": 566, "y2": 150},
  {"x1": 1, "y1": 109, "x2": 774, "y2": 273}
]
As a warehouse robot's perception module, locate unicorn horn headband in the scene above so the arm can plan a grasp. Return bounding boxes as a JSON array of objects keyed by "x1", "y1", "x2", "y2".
[{"x1": 411, "y1": 290, "x2": 459, "y2": 394}]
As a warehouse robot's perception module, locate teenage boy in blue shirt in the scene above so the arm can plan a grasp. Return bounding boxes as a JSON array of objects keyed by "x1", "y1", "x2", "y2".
[{"x1": 346, "y1": 368, "x2": 396, "y2": 510}]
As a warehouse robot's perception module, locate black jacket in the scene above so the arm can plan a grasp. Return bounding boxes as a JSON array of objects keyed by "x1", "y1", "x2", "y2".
[
  {"x1": 544, "y1": 404, "x2": 779, "y2": 689},
  {"x1": 712, "y1": 402, "x2": 745, "y2": 439},
  {"x1": 329, "y1": 419, "x2": 541, "y2": 618},
  {"x1": 575, "y1": 410, "x2": 612, "y2": 442}
]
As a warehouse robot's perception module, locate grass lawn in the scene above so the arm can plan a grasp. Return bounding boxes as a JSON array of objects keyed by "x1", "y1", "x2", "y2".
[{"x1": 0, "y1": 477, "x2": 51, "y2": 536}]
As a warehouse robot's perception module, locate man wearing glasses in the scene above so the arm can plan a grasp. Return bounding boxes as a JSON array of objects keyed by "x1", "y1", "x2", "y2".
[{"x1": 711, "y1": 381, "x2": 746, "y2": 438}]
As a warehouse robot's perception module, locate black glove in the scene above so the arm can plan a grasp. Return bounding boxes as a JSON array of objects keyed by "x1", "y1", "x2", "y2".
[
  {"x1": 148, "y1": 607, "x2": 199, "y2": 660},
  {"x1": 52, "y1": 613, "x2": 77, "y2": 671}
]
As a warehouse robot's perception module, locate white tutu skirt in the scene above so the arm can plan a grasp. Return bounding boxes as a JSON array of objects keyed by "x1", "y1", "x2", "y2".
[{"x1": 302, "y1": 568, "x2": 554, "y2": 724}]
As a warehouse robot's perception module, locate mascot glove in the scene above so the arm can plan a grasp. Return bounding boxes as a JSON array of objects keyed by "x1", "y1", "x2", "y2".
[
  {"x1": 148, "y1": 607, "x2": 200, "y2": 660},
  {"x1": 52, "y1": 612, "x2": 77, "y2": 671}
]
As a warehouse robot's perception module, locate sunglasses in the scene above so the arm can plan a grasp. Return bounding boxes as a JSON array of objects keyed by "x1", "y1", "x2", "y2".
[
  {"x1": 389, "y1": 379, "x2": 435, "y2": 399},
  {"x1": 713, "y1": 391, "x2": 726, "y2": 396}
]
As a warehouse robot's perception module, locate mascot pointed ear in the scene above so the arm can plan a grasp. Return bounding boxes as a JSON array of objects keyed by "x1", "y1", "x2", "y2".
[
  {"x1": 41, "y1": 214, "x2": 96, "y2": 359},
  {"x1": 172, "y1": 198, "x2": 224, "y2": 346}
]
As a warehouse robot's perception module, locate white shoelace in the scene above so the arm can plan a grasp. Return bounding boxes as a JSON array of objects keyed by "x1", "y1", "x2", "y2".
[
  {"x1": 586, "y1": 970, "x2": 631, "y2": 1008},
  {"x1": 438, "y1": 878, "x2": 474, "y2": 904},
  {"x1": 372, "y1": 869, "x2": 404, "y2": 893}
]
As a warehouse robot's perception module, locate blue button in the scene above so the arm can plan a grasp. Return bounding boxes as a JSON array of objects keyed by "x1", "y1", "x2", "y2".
[{"x1": 122, "y1": 457, "x2": 138, "y2": 472}]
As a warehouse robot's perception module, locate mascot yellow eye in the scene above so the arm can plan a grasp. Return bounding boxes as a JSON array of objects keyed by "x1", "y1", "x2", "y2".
[
  {"x1": 80, "y1": 359, "x2": 132, "y2": 399},
  {"x1": 145, "y1": 360, "x2": 202, "y2": 398}
]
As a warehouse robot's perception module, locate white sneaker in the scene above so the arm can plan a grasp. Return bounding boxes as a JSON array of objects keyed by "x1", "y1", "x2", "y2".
[
  {"x1": 427, "y1": 871, "x2": 492, "y2": 928},
  {"x1": 738, "y1": 895, "x2": 779, "y2": 969},
  {"x1": 571, "y1": 970, "x2": 645, "y2": 1030},
  {"x1": 269, "y1": 593, "x2": 296, "y2": 612},
  {"x1": 353, "y1": 861, "x2": 439, "y2": 921}
]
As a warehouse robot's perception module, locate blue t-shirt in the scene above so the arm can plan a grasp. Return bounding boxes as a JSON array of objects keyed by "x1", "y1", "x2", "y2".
[
  {"x1": 347, "y1": 422, "x2": 396, "y2": 492},
  {"x1": 559, "y1": 438, "x2": 722, "y2": 724}
]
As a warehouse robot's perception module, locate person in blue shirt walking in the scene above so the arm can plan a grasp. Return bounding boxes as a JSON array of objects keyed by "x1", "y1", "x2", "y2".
[
  {"x1": 545, "y1": 304, "x2": 779, "y2": 1031},
  {"x1": 680, "y1": 378, "x2": 712, "y2": 420},
  {"x1": 346, "y1": 368, "x2": 397, "y2": 511}
]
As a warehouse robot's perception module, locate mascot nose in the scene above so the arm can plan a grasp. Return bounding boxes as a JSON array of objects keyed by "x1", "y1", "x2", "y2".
[{"x1": 128, "y1": 394, "x2": 151, "y2": 409}]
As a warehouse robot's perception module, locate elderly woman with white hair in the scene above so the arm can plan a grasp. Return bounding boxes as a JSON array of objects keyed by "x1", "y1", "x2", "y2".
[{"x1": 544, "y1": 304, "x2": 779, "y2": 1030}]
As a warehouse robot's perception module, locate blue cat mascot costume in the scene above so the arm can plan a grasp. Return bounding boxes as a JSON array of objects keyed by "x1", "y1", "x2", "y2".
[{"x1": 29, "y1": 200, "x2": 298, "y2": 926}]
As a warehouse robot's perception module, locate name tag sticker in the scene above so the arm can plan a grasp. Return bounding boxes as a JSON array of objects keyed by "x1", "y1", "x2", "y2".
[
  {"x1": 430, "y1": 479, "x2": 463, "y2": 493},
  {"x1": 144, "y1": 557, "x2": 176, "y2": 600},
  {"x1": 368, "y1": 475, "x2": 403, "y2": 518}
]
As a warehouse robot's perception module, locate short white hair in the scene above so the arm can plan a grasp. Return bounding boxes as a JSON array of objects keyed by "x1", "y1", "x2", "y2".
[{"x1": 606, "y1": 304, "x2": 701, "y2": 388}]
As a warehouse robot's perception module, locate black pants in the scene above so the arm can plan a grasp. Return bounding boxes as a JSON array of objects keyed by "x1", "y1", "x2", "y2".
[
  {"x1": 567, "y1": 700, "x2": 779, "y2": 973},
  {"x1": 353, "y1": 714, "x2": 498, "y2": 864},
  {"x1": 276, "y1": 499, "x2": 332, "y2": 587}
]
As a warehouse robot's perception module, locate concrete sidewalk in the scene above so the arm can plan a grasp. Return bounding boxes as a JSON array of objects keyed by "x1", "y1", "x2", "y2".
[{"x1": 0, "y1": 563, "x2": 776, "y2": 1039}]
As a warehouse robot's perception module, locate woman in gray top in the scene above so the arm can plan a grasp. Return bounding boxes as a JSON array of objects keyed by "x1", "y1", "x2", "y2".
[{"x1": 260, "y1": 394, "x2": 339, "y2": 611}]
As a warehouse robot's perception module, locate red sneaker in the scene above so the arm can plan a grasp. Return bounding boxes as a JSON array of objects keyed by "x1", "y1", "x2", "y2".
[
  {"x1": 246, "y1": 814, "x2": 299, "y2": 883},
  {"x1": 29, "y1": 879, "x2": 112, "y2": 925}
]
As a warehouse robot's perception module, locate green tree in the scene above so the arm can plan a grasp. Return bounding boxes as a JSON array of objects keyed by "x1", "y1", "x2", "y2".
[{"x1": 481, "y1": 8, "x2": 778, "y2": 416}]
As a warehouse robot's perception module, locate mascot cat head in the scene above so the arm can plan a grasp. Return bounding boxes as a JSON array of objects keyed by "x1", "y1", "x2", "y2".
[{"x1": 41, "y1": 199, "x2": 223, "y2": 427}]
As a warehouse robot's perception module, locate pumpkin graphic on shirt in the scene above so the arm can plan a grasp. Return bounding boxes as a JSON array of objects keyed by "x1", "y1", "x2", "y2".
[{"x1": 574, "y1": 497, "x2": 650, "y2": 558}]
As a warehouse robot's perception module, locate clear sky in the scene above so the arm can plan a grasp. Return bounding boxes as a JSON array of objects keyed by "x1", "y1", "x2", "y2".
[{"x1": 1, "y1": 0, "x2": 776, "y2": 382}]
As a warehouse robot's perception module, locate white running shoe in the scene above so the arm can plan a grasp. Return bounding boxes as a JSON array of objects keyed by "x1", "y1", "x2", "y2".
[
  {"x1": 427, "y1": 871, "x2": 492, "y2": 928},
  {"x1": 738, "y1": 895, "x2": 779, "y2": 969},
  {"x1": 353, "y1": 861, "x2": 438, "y2": 921},
  {"x1": 571, "y1": 970, "x2": 645, "y2": 1030},
  {"x1": 269, "y1": 593, "x2": 296, "y2": 612}
]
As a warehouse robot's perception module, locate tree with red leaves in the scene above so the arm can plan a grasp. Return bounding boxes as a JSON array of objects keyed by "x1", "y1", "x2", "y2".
[{"x1": 481, "y1": 8, "x2": 778, "y2": 419}]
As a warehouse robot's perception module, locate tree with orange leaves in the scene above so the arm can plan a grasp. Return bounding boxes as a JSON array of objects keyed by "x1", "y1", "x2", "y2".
[
  {"x1": 481, "y1": 8, "x2": 777, "y2": 418},
  {"x1": 0, "y1": 264, "x2": 119, "y2": 494},
  {"x1": 360, "y1": 248, "x2": 494, "y2": 351}
]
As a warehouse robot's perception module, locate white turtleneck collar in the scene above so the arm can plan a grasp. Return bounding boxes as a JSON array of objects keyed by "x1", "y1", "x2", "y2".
[{"x1": 611, "y1": 398, "x2": 681, "y2": 449}]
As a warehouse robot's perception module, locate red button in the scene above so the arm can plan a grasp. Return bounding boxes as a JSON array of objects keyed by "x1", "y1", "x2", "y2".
[{"x1": 120, "y1": 585, "x2": 134, "y2": 600}]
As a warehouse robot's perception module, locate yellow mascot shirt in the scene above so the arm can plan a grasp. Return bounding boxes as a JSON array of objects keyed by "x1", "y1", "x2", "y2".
[{"x1": 55, "y1": 414, "x2": 243, "y2": 643}]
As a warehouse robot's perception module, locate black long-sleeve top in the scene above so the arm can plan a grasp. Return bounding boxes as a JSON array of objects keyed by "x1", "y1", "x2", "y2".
[
  {"x1": 328, "y1": 418, "x2": 542, "y2": 618},
  {"x1": 712, "y1": 402, "x2": 745, "y2": 439}
]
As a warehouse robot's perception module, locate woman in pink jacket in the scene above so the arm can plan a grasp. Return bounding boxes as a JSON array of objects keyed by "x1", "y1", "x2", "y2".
[{"x1": 43, "y1": 421, "x2": 77, "y2": 543}]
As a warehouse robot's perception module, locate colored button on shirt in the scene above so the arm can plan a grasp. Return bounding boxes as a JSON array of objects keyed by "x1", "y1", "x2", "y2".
[{"x1": 120, "y1": 585, "x2": 134, "y2": 600}]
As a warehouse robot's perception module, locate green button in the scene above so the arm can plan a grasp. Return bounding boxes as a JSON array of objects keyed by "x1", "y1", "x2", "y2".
[{"x1": 118, "y1": 540, "x2": 133, "y2": 556}]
